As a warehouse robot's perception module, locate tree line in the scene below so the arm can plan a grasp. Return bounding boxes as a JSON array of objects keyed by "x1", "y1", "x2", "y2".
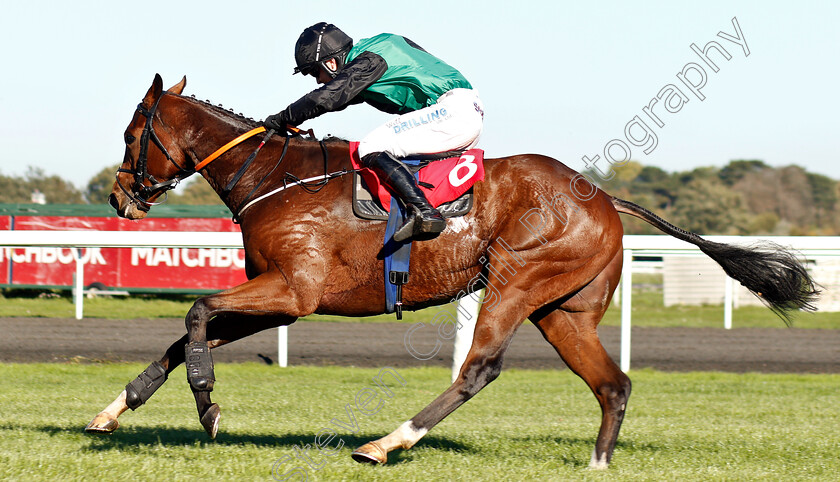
[
  {"x1": 1, "y1": 160, "x2": 837, "y2": 235},
  {"x1": 0, "y1": 165, "x2": 222, "y2": 207},
  {"x1": 590, "y1": 160, "x2": 840, "y2": 236}
]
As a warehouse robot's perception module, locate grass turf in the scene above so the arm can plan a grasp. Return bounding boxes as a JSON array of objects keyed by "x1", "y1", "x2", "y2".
[
  {"x1": 3, "y1": 287, "x2": 838, "y2": 330},
  {"x1": 0, "y1": 363, "x2": 837, "y2": 481}
]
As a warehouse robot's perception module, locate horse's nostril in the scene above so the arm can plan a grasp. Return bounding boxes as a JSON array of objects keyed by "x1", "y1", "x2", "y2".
[{"x1": 108, "y1": 193, "x2": 119, "y2": 210}]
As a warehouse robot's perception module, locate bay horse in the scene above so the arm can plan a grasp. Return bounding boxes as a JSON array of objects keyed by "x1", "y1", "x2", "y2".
[{"x1": 87, "y1": 74, "x2": 817, "y2": 469}]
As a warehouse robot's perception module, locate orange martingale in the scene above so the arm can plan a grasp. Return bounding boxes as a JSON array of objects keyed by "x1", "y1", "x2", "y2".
[{"x1": 194, "y1": 126, "x2": 266, "y2": 171}]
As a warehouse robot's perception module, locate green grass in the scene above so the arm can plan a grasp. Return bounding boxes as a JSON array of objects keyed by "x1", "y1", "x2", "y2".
[
  {"x1": 0, "y1": 290, "x2": 458, "y2": 324},
  {"x1": 598, "y1": 290, "x2": 840, "y2": 329},
  {"x1": 0, "y1": 291, "x2": 203, "y2": 319},
  {"x1": 3, "y1": 282, "x2": 839, "y2": 330},
  {"x1": 0, "y1": 363, "x2": 838, "y2": 481}
]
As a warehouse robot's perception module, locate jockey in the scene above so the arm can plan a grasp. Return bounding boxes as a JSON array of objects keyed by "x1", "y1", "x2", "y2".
[{"x1": 264, "y1": 22, "x2": 484, "y2": 242}]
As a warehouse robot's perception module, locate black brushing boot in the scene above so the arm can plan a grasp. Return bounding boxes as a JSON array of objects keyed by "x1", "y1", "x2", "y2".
[{"x1": 362, "y1": 151, "x2": 446, "y2": 242}]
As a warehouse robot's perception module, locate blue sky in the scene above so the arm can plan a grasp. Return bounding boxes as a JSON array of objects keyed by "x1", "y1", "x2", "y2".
[{"x1": 1, "y1": 0, "x2": 838, "y2": 188}]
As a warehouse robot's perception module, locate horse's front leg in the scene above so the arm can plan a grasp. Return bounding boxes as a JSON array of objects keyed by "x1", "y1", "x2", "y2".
[
  {"x1": 86, "y1": 314, "x2": 295, "y2": 434},
  {"x1": 184, "y1": 299, "x2": 220, "y2": 437},
  {"x1": 183, "y1": 271, "x2": 322, "y2": 438},
  {"x1": 86, "y1": 334, "x2": 187, "y2": 433}
]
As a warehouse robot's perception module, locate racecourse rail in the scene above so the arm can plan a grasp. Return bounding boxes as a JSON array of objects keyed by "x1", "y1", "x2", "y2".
[{"x1": 2, "y1": 231, "x2": 838, "y2": 371}]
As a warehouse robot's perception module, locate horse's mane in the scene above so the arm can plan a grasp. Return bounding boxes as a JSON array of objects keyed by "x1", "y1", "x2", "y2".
[{"x1": 177, "y1": 94, "x2": 349, "y2": 145}]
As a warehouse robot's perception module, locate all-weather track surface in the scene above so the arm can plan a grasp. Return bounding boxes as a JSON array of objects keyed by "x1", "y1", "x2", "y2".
[{"x1": 2, "y1": 317, "x2": 838, "y2": 373}]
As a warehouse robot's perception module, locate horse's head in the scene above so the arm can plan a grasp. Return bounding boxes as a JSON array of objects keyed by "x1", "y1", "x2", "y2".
[{"x1": 110, "y1": 74, "x2": 190, "y2": 219}]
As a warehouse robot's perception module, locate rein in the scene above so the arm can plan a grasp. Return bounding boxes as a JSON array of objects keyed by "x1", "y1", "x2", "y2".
[{"x1": 230, "y1": 132, "x2": 353, "y2": 223}]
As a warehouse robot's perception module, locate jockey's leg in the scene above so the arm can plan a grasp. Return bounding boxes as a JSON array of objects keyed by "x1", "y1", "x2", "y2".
[
  {"x1": 357, "y1": 89, "x2": 483, "y2": 242},
  {"x1": 357, "y1": 89, "x2": 484, "y2": 160},
  {"x1": 360, "y1": 151, "x2": 445, "y2": 242}
]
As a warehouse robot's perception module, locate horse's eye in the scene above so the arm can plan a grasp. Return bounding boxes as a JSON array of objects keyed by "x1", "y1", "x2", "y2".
[{"x1": 125, "y1": 134, "x2": 136, "y2": 144}]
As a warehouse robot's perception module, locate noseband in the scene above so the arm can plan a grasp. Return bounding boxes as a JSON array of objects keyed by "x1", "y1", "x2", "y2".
[{"x1": 117, "y1": 92, "x2": 194, "y2": 207}]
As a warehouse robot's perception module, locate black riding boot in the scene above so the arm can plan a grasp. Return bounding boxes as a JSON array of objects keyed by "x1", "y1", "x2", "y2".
[{"x1": 361, "y1": 151, "x2": 446, "y2": 242}]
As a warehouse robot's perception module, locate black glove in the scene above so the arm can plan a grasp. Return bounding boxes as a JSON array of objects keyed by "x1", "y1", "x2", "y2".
[{"x1": 263, "y1": 113, "x2": 287, "y2": 131}]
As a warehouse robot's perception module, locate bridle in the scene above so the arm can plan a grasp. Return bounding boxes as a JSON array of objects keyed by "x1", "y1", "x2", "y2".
[
  {"x1": 115, "y1": 90, "x2": 351, "y2": 221},
  {"x1": 117, "y1": 91, "x2": 195, "y2": 207}
]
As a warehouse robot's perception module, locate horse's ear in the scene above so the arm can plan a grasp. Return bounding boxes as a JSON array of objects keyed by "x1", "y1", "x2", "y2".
[
  {"x1": 168, "y1": 76, "x2": 187, "y2": 95},
  {"x1": 142, "y1": 73, "x2": 164, "y2": 107}
]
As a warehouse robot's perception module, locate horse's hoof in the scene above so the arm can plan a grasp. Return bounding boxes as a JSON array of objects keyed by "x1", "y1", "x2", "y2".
[
  {"x1": 85, "y1": 413, "x2": 119, "y2": 434},
  {"x1": 200, "y1": 403, "x2": 221, "y2": 439},
  {"x1": 351, "y1": 441, "x2": 388, "y2": 465}
]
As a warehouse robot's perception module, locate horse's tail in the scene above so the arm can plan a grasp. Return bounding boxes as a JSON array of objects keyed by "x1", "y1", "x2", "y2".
[{"x1": 611, "y1": 196, "x2": 819, "y2": 324}]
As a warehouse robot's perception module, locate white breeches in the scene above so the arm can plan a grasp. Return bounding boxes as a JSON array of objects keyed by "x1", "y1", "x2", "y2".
[{"x1": 357, "y1": 88, "x2": 484, "y2": 159}]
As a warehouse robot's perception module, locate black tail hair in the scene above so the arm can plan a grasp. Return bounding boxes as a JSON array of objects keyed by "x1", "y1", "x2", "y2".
[{"x1": 611, "y1": 197, "x2": 819, "y2": 325}]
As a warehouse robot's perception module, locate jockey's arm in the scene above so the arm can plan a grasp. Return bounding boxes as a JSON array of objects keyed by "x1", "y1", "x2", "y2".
[{"x1": 270, "y1": 51, "x2": 388, "y2": 127}]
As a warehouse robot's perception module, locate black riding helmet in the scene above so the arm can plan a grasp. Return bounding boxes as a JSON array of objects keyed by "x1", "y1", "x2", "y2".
[{"x1": 293, "y1": 22, "x2": 353, "y2": 78}]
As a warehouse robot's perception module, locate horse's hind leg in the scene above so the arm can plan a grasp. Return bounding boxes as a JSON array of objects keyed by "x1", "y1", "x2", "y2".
[
  {"x1": 85, "y1": 314, "x2": 292, "y2": 434},
  {"x1": 531, "y1": 251, "x2": 630, "y2": 469},
  {"x1": 534, "y1": 309, "x2": 630, "y2": 469},
  {"x1": 352, "y1": 292, "x2": 527, "y2": 464}
]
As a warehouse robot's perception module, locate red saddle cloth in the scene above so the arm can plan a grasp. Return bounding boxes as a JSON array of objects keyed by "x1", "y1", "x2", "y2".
[{"x1": 349, "y1": 142, "x2": 485, "y2": 212}]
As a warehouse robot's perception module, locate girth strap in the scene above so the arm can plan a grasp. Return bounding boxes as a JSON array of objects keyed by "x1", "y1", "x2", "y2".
[
  {"x1": 383, "y1": 159, "x2": 422, "y2": 319},
  {"x1": 389, "y1": 270, "x2": 410, "y2": 319}
]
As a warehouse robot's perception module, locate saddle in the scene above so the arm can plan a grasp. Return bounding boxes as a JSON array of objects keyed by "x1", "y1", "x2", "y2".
[
  {"x1": 349, "y1": 142, "x2": 484, "y2": 220},
  {"x1": 348, "y1": 142, "x2": 486, "y2": 319},
  {"x1": 352, "y1": 171, "x2": 473, "y2": 220}
]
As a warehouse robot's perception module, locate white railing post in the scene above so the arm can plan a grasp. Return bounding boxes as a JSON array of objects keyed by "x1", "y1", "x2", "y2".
[
  {"x1": 724, "y1": 275, "x2": 734, "y2": 329},
  {"x1": 2, "y1": 232, "x2": 837, "y2": 376},
  {"x1": 74, "y1": 248, "x2": 84, "y2": 320},
  {"x1": 277, "y1": 325, "x2": 288, "y2": 367},
  {"x1": 620, "y1": 248, "x2": 633, "y2": 372},
  {"x1": 453, "y1": 290, "x2": 481, "y2": 383}
]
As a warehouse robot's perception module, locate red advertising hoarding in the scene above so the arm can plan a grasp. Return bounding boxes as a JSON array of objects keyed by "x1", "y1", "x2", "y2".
[{"x1": 1, "y1": 204, "x2": 247, "y2": 293}]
